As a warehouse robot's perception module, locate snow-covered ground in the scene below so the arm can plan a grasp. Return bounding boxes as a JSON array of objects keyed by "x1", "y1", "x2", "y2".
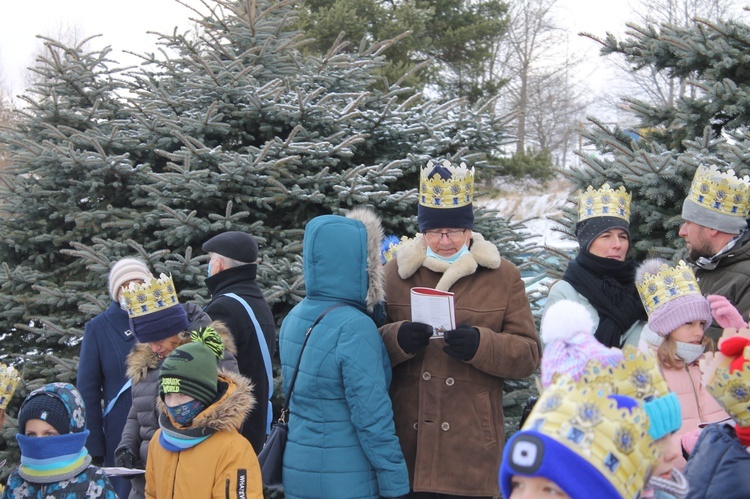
[{"x1": 476, "y1": 176, "x2": 579, "y2": 251}]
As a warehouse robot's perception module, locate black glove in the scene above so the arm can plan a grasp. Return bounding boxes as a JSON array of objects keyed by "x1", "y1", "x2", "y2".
[
  {"x1": 114, "y1": 447, "x2": 136, "y2": 469},
  {"x1": 443, "y1": 325, "x2": 480, "y2": 361},
  {"x1": 397, "y1": 321, "x2": 433, "y2": 354},
  {"x1": 90, "y1": 455, "x2": 104, "y2": 467}
]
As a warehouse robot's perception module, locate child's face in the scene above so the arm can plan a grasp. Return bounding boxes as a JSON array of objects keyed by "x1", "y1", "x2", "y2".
[
  {"x1": 510, "y1": 475, "x2": 570, "y2": 498},
  {"x1": 653, "y1": 433, "x2": 681, "y2": 477},
  {"x1": 25, "y1": 419, "x2": 60, "y2": 437},
  {"x1": 671, "y1": 320, "x2": 705, "y2": 344},
  {"x1": 164, "y1": 393, "x2": 196, "y2": 407}
]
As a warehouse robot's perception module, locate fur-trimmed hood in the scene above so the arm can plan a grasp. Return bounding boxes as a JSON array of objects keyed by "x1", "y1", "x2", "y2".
[
  {"x1": 394, "y1": 232, "x2": 501, "y2": 291},
  {"x1": 157, "y1": 370, "x2": 254, "y2": 435},
  {"x1": 126, "y1": 320, "x2": 238, "y2": 384},
  {"x1": 301, "y1": 207, "x2": 385, "y2": 312}
]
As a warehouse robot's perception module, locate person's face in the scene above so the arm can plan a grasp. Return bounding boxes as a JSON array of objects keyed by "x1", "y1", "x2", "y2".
[
  {"x1": 653, "y1": 433, "x2": 681, "y2": 477},
  {"x1": 509, "y1": 475, "x2": 570, "y2": 499},
  {"x1": 148, "y1": 335, "x2": 182, "y2": 359},
  {"x1": 588, "y1": 229, "x2": 629, "y2": 261},
  {"x1": 25, "y1": 418, "x2": 60, "y2": 437},
  {"x1": 678, "y1": 220, "x2": 715, "y2": 260},
  {"x1": 671, "y1": 320, "x2": 705, "y2": 344},
  {"x1": 206, "y1": 253, "x2": 224, "y2": 278},
  {"x1": 423, "y1": 228, "x2": 471, "y2": 257},
  {"x1": 164, "y1": 392, "x2": 196, "y2": 407}
]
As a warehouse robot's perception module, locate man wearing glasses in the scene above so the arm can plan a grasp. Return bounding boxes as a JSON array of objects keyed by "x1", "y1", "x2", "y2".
[{"x1": 379, "y1": 160, "x2": 541, "y2": 499}]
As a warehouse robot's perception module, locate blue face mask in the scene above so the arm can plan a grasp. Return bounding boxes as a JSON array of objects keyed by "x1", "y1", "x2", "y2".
[
  {"x1": 166, "y1": 399, "x2": 205, "y2": 426},
  {"x1": 206, "y1": 261, "x2": 212, "y2": 278},
  {"x1": 426, "y1": 244, "x2": 469, "y2": 264}
]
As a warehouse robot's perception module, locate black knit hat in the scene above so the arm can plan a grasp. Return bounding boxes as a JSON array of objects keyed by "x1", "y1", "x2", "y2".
[
  {"x1": 202, "y1": 231, "x2": 258, "y2": 263},
  {"x1": 18, "y1": 395, "x2": 69, "y2": 435},
  {"x1": 575, "y1": 216, "x2": 630, "y2": 253}
]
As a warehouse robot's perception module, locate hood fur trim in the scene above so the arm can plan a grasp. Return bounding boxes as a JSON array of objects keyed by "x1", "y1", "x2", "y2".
[
  {"x1": 126, "y1": 320, "x2": 238, "y2": 383},
  {"x1": 395, "y1": 232, "x2": 501, "y2": 291},
  {"x1": 157, "y1": 370, "x2": 255, "y2": 433},
  {"x1": 346, "y1": 207, "x2": 385, "y2": 311}
]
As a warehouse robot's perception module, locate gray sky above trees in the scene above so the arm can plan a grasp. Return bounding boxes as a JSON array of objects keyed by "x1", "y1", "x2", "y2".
[{"x1": 0, "y1": 0, "x2": 631, "y2": 97}]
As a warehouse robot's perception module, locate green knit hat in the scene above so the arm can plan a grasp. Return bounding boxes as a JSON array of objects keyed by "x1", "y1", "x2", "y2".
[{"x1": 159, "y1": 327, "x2": 224, "y2": 407}]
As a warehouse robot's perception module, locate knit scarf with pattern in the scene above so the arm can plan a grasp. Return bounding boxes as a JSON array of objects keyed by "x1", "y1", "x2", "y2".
[{"x1": 16, "y1": 430, "x2": 91, "y2": 483}]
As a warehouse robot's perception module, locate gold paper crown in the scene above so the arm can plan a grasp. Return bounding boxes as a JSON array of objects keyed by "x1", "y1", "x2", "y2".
[
  {"x1": 687, "y1": 165, "x2": 750, "y2": 217},
  {"x1": 121, "y1": 273, "x2": 180, "y2": 319},
  {"x1": 419, "y1": 160, "x2": 475, "y2": 209},
  {"x1": 382, "y1": 236, "x2": 411, "y2": 263},
  {"x1": 525, "y1": 374, "x2": 658, "y2": 498},
  {"x1": 635, "y1": 260, "x2": 702, "y2": 316},
  {"x1": 0, "y1": 363, "x2": 20, "y2": 411},
  {"x1": 577, "y1": 184, "x2": 631, "y2": 223},
  {"x1": 578, "y1": 346, "x2": 671, "y2": 403},
  {"x1": 703, "y1": 329, "x2": 750, "y2": 426}
]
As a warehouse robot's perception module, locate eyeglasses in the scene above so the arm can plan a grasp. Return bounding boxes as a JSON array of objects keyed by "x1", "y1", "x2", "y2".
[{"x1": 423, "y1": 229, "x2": 467, "y2": 242}]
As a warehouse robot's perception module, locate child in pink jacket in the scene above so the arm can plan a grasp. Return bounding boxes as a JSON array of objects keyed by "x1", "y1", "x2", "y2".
[{"x1": 636, "y1": 259, "x2": 729, "y2": 470}]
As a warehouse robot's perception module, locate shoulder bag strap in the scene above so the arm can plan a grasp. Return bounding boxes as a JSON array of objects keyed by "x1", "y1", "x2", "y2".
[
  {"x1": 222, "y1": 292, "x2": 274, "y2": 433},
  {"x1": 281, "y1": 303, "x2": 347, "y2": 422}
]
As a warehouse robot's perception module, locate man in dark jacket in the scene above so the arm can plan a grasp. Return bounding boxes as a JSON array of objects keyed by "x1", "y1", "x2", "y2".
[
  {"x1": 679, "y1": 165, "x2": 750, "y2": 341},
  {"x1": 203, "y1": 231, "x2": 276, "y2": 453}
]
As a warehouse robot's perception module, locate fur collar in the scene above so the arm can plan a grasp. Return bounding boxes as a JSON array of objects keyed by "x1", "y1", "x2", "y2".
[
  {"x1": 395, "y1": 232, "x2": 501, "y2": 291},
  {"x1": 157, "y1": 371, "x2": 254, "y2": 434},
  {"x1": 126, "y1": 320, "x2": 238, "y2": 383},
  {"x1": 346, "y1": 207, "x2": 385, "y2": 311}
]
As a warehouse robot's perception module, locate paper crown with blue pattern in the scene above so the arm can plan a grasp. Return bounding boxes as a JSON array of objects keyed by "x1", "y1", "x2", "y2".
[
  {"x1": 500, "y1": 373, "x2": 658, "y2": 499},
  {"x1": 121, "y1": 273, "x2": 189, "y2": 343},
  {"x1": 577, "y1": 183, "x2": 631, "y2": 223},
  {"x1": 0, "y1": 363, "x2": 20, "y2": 411},
  {"x1": 682, "y1": 165, "x2": 750, "y2": 234}
]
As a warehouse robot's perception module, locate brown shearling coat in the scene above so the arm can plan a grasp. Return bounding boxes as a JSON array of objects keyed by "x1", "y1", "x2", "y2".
[{"x1": 380, "y1": 233, "x2": 541, "y2": 497}]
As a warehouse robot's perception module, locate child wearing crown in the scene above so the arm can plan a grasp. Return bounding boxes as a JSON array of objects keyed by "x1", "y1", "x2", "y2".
[
  {"x1": 113, "y1": 274, "x2": 240, "y2": 499},
  {"x1": 635, "y1": 259, "x2": 729, "y2": 470},
  {"x1": 544, "y1": 183, "x2": 647, "y2": 348},
  {"x1": 501, "y1": 300, "x2": 686, "y2": 499}
]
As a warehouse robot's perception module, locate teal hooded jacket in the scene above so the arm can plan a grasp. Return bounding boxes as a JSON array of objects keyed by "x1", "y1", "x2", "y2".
[{"x1": 279, "y1": 210, "x2": 410, "y2": 499}]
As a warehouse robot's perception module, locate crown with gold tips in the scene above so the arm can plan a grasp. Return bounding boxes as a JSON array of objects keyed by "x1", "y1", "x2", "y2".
[
  {"x1": 0, "y1": 363, "x2": 20, "y2": 411},
  {"x1": 524, "y1": 374, "x2": 658, "y2": 498},
  {"x1": 635, "y1": 260, "x2": 701, "y2": 316},
  {"x1": 381, "y1": 235, "x2": 411, "y2": 263},
  {"x1": 121, "y1": 273, "x2": 180, "y2": 319},
  {"x1": 577, "y1": 184, "x2": 631, "y2": 223},
  {"x1": 419, "y1": 160, "x2": 474, "y2": 209},
  {"x1": 687, "y1": 165, "x2": 750, "y2": 217}
]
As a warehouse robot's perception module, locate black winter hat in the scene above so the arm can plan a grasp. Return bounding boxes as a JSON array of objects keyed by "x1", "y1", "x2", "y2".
[
  {"x1": 202, "y1": 231, "x2": 259, "y2": 263},
  {"x1": 18, "y1": 392, "x2": 71, "y2": 435}
]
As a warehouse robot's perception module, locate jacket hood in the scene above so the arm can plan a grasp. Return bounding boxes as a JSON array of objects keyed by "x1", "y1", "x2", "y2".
[
  {"x1": 302, "y1": 207, "x2": 384, "y2": 311},
  {"x1": 394, "y1": 232, "x2": 501, "y2": 291},
  {"x1": 157, "y1": 371, "x2": 254, "y2": 434},
  {"x1": 126, "y1": 320, "x2": 237, "y2": 383}
]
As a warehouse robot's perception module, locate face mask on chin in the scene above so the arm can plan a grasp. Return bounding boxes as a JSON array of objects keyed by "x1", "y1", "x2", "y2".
[{"x1": 426, "y1": 244, "x2": 469, "y2": 264}]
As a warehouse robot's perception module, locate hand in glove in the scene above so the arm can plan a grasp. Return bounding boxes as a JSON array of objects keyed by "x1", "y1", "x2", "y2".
[
  {"x1": 443, "y1": 325, "x2": 480, "y2": 361},
  {"x1": 114, "y1": 447, "x2": 137, "y2": 469},
  {"x1": 397, "y1": 321, "x2": 433, "y2": 354},
  {"x1": 707, "y1": 294, "x2": 747, "y2": 329}
]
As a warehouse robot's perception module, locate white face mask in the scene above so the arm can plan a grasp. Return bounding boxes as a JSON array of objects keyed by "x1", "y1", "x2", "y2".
[
  {"x1": 675, "y1": 341, "x2": 705, "y2": 365},
  {"x1": 426, "y1": 244, "x2": 469, "y2": 264},
  {"x1": 119, "y1": 296, "x2": 128, "y2": 311}
]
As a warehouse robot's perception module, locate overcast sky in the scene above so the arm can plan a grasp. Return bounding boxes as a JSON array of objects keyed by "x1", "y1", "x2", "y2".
[{"x1": 0, "y1": 0, "x2": 639, "y2": 98}]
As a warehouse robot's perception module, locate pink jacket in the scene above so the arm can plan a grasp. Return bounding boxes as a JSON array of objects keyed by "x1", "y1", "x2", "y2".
[{"x1": 642, "y1": 343, "x2": 729, "y2": 469}]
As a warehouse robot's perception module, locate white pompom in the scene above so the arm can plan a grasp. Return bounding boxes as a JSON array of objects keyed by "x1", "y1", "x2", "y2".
[{"x1": 541, "y1": 300, "x2": 596, "y2": 344}]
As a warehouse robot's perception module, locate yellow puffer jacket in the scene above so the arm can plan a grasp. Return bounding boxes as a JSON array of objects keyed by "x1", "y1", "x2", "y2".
[{"x1": 145, "y1": 371, "x2": 262, "y2": 499}]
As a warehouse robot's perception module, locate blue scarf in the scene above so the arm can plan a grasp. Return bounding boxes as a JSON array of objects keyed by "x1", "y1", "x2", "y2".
[{"x1": 16, "y1": 430, "x2": 91, "y2": 484}]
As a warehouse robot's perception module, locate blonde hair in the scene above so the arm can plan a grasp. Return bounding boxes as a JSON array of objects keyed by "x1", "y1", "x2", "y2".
[{"x1": 657, "y1": 334, "x2": 714, "y2": 370}]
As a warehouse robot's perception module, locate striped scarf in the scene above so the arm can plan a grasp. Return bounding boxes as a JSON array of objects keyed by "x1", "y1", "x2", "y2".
[{"x1": 16, "y1": 430, "x2": 91, "y2": 484}]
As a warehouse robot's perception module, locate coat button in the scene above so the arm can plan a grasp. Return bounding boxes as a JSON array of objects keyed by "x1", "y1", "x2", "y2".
[
  {"x1": 445, "y1": 377, "x2": 454, "y2": 386},
  {"x1": 422, "y1": 372, "x2": 431, "y2": 381},
  {"x1": 413, "y1": 422, "x2": 419, "y2": 430},
  {"x1": 441, "y1": 422, "x2": 450, "y2": 431}
]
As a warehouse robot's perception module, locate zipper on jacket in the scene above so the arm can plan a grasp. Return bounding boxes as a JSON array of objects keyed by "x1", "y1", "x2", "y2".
[
  {"x1": 226, "y1": 478, "x2": 230, "y2": 499},
  {"x1": 171, "y1": 452, "x2": 181, "y2": 498},
  {"x1": 686, "y1": 364, "x2": 704, "y2": 421}
]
